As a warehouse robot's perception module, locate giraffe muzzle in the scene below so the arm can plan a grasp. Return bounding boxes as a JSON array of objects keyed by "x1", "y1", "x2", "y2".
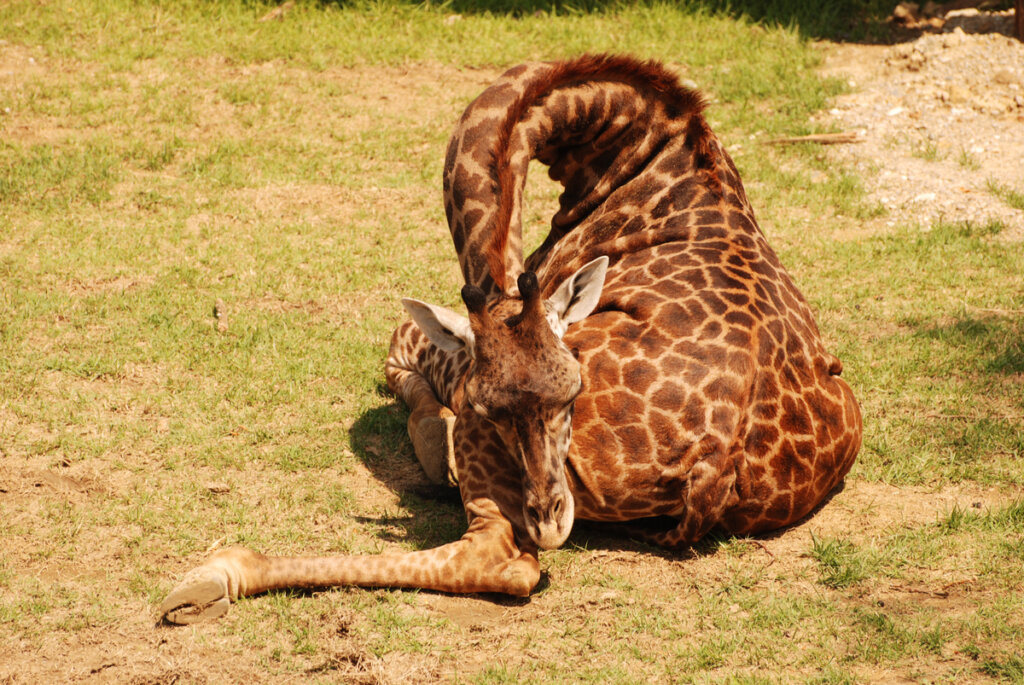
[{"x1": 523, "y1": 488, "x2": 575, "y2": 550}]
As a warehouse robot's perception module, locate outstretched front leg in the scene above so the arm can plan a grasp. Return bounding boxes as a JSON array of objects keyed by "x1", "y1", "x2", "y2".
[
  {"x1": 159, "y1": 499, "x2": 539, "y2": 624},
  {"x1": 159, "y1": 406, "x2": 538, "y2": 624}
]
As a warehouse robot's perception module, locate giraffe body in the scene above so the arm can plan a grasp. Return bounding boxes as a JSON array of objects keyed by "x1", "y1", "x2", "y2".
[{"x1": 159, "y1": 55, "x2": 861, "y2": 623}]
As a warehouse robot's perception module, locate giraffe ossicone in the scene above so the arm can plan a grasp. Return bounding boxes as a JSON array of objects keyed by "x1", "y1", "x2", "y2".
[{"x1": 159, "y1": 54, "x2": 861, "y2": 624}]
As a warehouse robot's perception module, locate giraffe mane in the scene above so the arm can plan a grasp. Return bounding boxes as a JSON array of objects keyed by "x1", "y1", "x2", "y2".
[{"x1": 486, "y1": 53, "x2": 711, "y2": 293}]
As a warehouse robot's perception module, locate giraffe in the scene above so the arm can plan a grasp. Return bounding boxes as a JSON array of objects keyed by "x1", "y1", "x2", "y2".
[{"x1": 159, "y1": 54, "x2": 861, "y2": 624}]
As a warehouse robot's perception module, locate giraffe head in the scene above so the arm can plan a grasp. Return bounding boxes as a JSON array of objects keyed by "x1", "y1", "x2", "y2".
[{"x1": 402, "y1": 257, "x2": 608, "y2": 549}]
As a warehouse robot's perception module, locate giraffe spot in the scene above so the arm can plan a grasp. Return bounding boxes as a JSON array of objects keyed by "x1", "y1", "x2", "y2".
[
  {"x1": 700, "y1": 342, "x2": 729, "y2": 368},
  {"x1": 692, "y1": 247, "x2": 725, "y2": 264},
  {"x1": 680, "y1": 268, "x2": 708, "y2": 291},
  {"x1": 575, "y1": 420, "x2": 616, "y2": 458},
  {"x1": 692, "y1": 188, "x2": 719, "y2": 208},
  {"x1": 702, "y1": 292, "x2": 729, "y2": 317},
  {"x1": 623, "y1": 290, "x2": 662, "y2": 317},
  {"x1": 608, "y1": 335, "x2": 635, "y2": 358},
  {"x1": 695, "y1": 209, "x2": 724, "y2": 226},
  {"x1": 724, "y1": 310, "x2": 755, "y2": 330},
  {"x1": 660, "y1": 353, "x2": 686, "y2": 376},
  {"x1": 673, "y1": 338, "x2": 704, "y2": 364},
  {"x1": 697, "y1": 224, "x2": 730, "y2": 240},
  {"x1": 723, "y1": 328, "x2": 751, "y2": 350},
  {"x1": 650, "y1": 278, "x2": 688, "y2": 302},
  {"x1": 678, "y1": 298, "x2": 706, "y2": 323},
  {"x1": 670, "y1": 177, "x2": 700, "y2": 210},
  {"x1": 711, "y1": 405, "x2": 734, "y2": 434},
  {"x1": 765, "y1": 318, "x2": 785, "y2": 343},
  {"x1": 589, "y1": 88, "x2": 608, "y2": 122},
  {"x1": 729, "y1": 210, "x2": 758, "y2": 234},
  {"x1": 699, "y1": 320, "x2": 723, "y2": 339},
  {"x1": 590, "y1": 146, "x2": 623, "y2": 178},
  {"x1": 460, "y1": 115, "x2": 505, "y2": 159},
  {"x1": 779, "y1": 395, "x2": 812, "y2": 437},
  {"x1": 651, "y1": 381, "x2": 685, "y2": 412},
  {"x1": 463, "y1": 207, "x2": 486, "y2": 233},
  {"x1": 620, "y1": 214, "x2": 647, "y2": 236},
  {"x1": 780, "y1": 361, "x2": 803, "y2": 392},
  {"x1": 623, "y1": 359, "x2": 659, "y2": 395},
  {"x1": 681, "y1": 400, "x2": 706, "y2": 432},
  {"x1": 588, "y1": 350, "x2": 622, "y2": 389},
  {"x1": 595, "y1": 390, "x2": 644, "y2": 424},
  {"x1": 722, "y1": 290, "x2": 750, "y2": 307},
  {"x1": 651, "y1": 194, "x2": 672, "y2": 219},
  {"x1": 806, "y1": 388, "x2": 843, "y2": 441},
  {"x1": 707, "y1": 266, "x2": 747, "y2": 292},
  {"x1": 648, "y1": 257, "x2": 673, "y2": 279},
  {"x1": 745, "y1": 450, "x2": 770, "y2": 483},
  {"x1": 614, "y1": 423, "x2": 652, "y2": 454},
  {"x1": 764, "y1": 494, "x2": 792, "y2": 525},
  {"x1": 663, "y1": 245, "x2": 699, "y2": 269},
  {"x1": 752, "y1": 401, "x2": 778, "y2": 421},
  {"x1": 638, "y1": 327, "x2": 672, "y2": 357},
  {"x1": 698, "y1": 239, "x2": 732, "y2": 253},
  {"x1": 648, "y1": 408, "x2": 679, "y2": 449},
  {"x1": 660, "y1": 302, "x2": 698, "y2": 338},
  {"x1": 750, "y1": 297, "x2": 777, "y2": 319},
  {"x1": 704, "y1": 375, "x2": 740, "y2": 402}
]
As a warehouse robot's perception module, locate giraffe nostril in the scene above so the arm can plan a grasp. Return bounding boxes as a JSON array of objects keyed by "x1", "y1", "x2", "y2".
[
  {"x1": 526, "y1": 505, "x2": 541, "y2": 524},
  {"x1": 552, "y1": 498, "x2": 563, "y2": 518}
]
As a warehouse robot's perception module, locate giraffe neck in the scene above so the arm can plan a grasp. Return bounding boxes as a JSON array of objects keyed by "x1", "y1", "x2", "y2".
[{"x1": 443, "y1": 54, "x2": 724, "y2": 299}]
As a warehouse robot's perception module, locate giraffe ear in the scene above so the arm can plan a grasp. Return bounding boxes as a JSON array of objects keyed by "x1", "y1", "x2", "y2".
[
  {"x1": 545, "y1": 256, "x2": 609, "y2": 338},
  {"x1": 401, "y1": 298, "x2": 476, "y2": 355}
]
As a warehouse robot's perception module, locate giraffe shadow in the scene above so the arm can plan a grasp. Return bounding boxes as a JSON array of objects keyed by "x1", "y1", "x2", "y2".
[{"x1": 348, "y1": 397, "x2": 465, "y2": 550}]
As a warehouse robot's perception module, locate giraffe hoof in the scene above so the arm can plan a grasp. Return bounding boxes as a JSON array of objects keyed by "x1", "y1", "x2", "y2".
[{"x1": 159, "y1": 566, "x2": 231, "y2": 625}]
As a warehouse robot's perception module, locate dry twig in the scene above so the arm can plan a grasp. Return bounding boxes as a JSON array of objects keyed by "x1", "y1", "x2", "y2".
[{"x1": 764, "y1": 132, "x2": 863, "y2": 146}]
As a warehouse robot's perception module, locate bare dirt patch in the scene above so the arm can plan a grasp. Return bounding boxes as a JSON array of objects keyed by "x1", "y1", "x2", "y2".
[{"x1": 819, "y1": 27, "x2": 1024, "y2": 236}]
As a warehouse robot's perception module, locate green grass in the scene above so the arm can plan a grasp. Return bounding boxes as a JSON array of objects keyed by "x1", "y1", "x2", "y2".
[
  {"x1": 987, "y1": 179, "x2": 1024, "y2": 211},
  {"x1": 794, "y1": 219, "x2": 1024, "y2": 485},
  {"x1": 1, "y1": 1, "x2": 1023, "y2": 683}
]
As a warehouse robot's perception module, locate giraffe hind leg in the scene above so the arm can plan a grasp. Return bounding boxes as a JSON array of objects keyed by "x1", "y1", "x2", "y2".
[{"x1": 635, "y1": 445, "x2": 740, "y2": 550}]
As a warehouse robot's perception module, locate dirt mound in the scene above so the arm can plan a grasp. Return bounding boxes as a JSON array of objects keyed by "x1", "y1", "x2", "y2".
[{"x1": 821, "y1": 27, "x2": 1024, "y2": 234}]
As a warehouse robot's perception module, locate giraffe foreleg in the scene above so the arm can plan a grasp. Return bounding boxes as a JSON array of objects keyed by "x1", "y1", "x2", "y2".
[{"x1": 158, "y1": 498, "x2": 540, "y2": 624}]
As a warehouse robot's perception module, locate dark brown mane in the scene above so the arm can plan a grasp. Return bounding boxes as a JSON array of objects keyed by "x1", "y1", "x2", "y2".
[{"x1": 486, "y1": 54, "x2": 710, "y2": 292}]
